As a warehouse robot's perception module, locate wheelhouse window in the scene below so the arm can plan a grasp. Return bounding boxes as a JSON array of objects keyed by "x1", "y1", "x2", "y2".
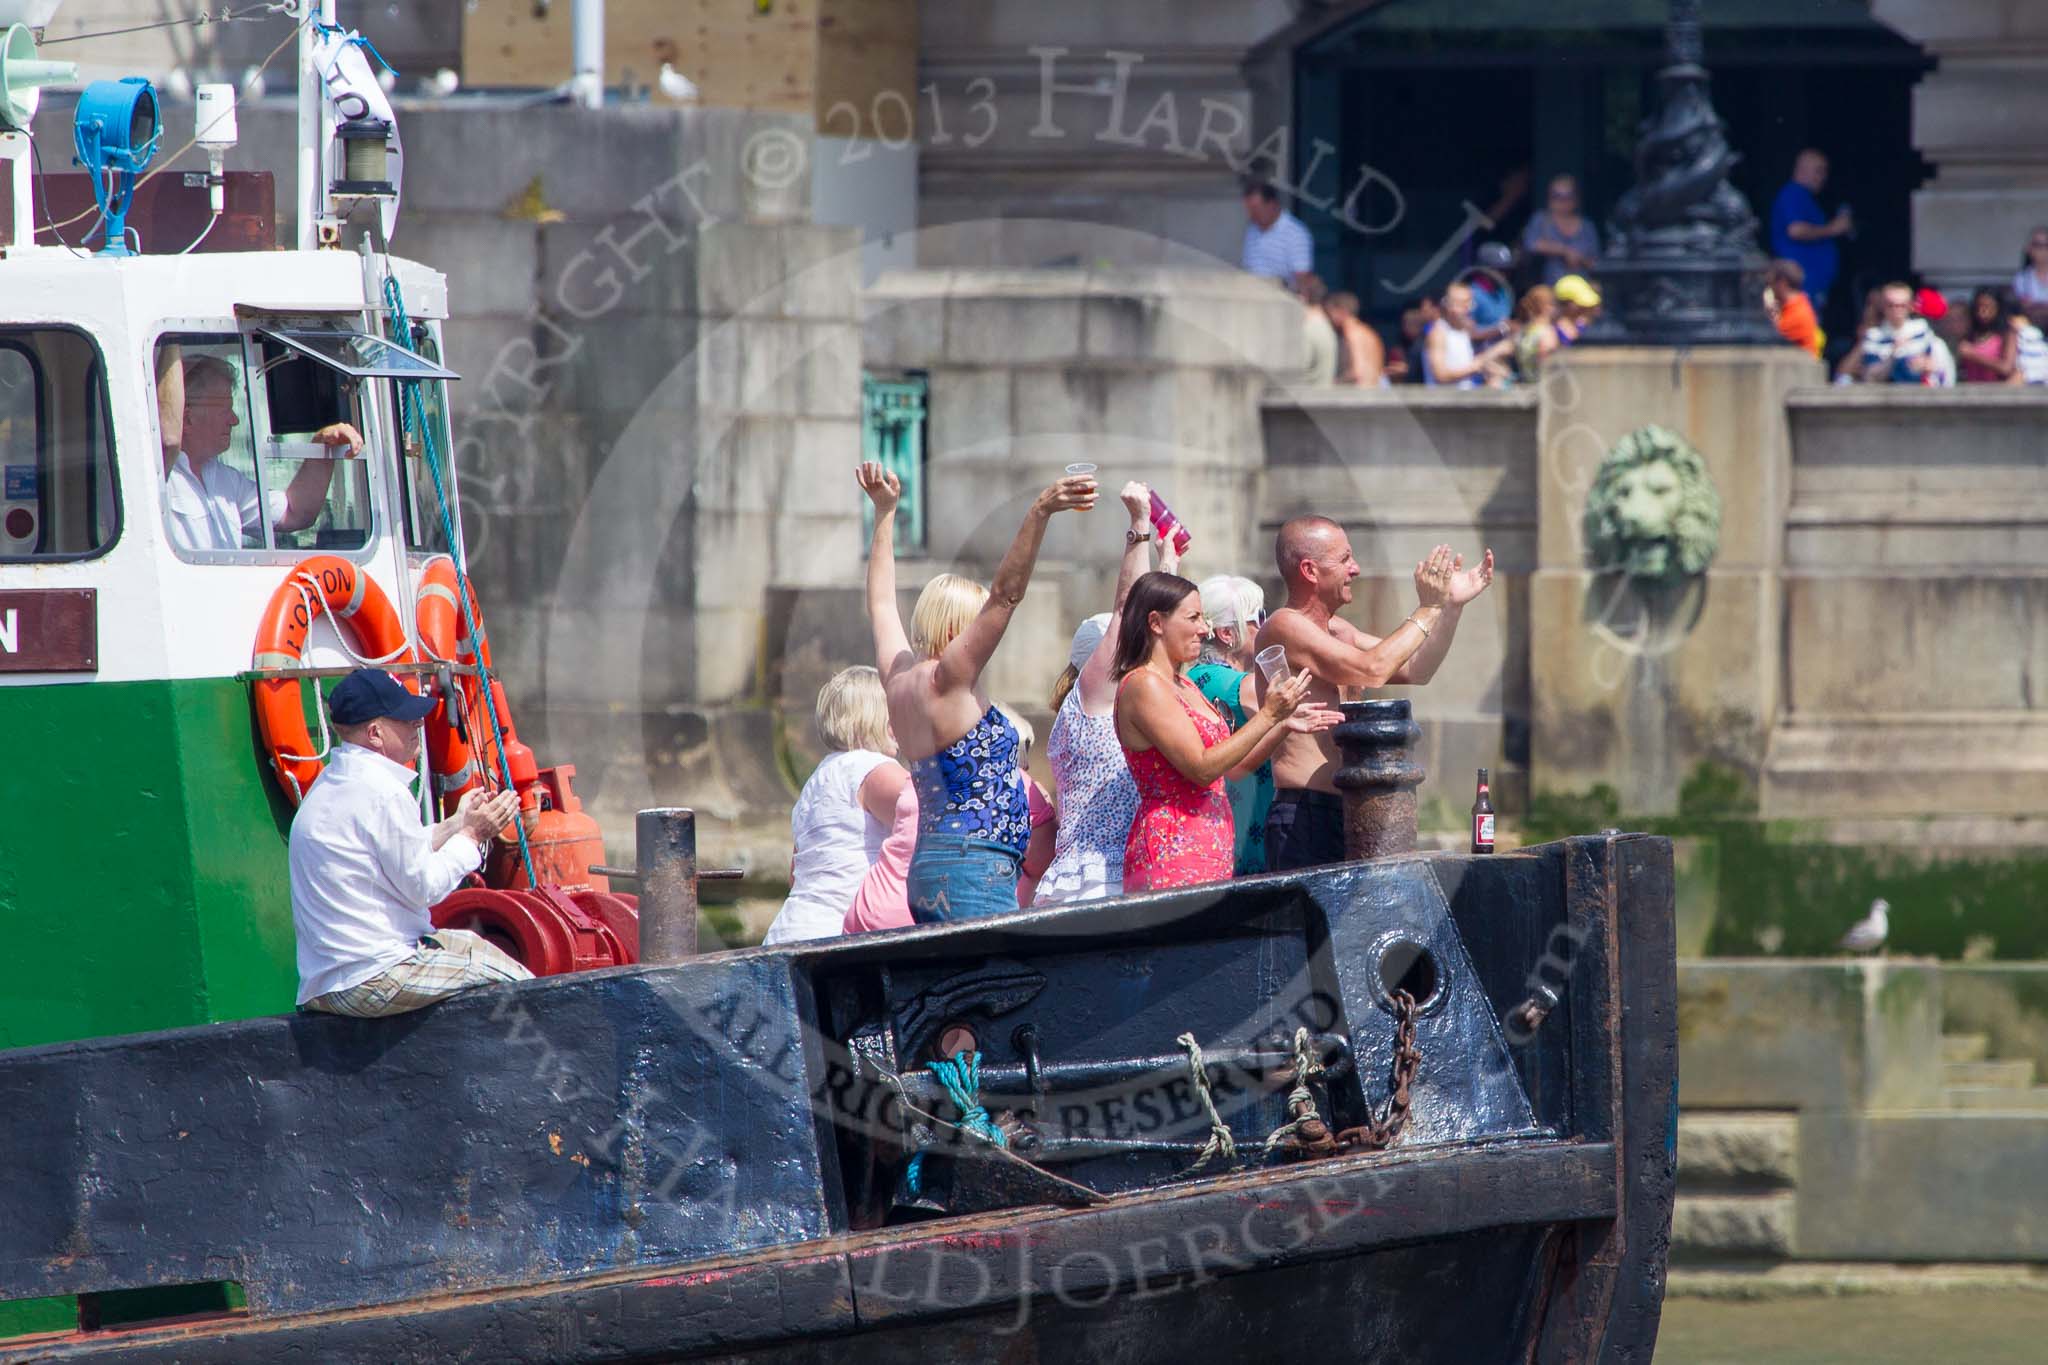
[
  {"x1": 0, "y1": 328, "x2": 119, "y2": 562},
  {"x1": 155, "y1": 331, "x2": 374, "y2": 556},
  {"x1": 389, "y1": 321, "x2": 456, "y2": 555}
]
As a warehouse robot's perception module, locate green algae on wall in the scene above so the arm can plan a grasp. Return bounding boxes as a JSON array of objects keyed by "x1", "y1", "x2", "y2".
[{"x1": 1527, "y1": 764, "x2": 2048, "y2": 961}]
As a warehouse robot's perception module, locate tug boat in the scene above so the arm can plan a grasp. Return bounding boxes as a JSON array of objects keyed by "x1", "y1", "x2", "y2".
[{"x1": 0, "y1": 8, "x2": 1678, "y2": 1362}]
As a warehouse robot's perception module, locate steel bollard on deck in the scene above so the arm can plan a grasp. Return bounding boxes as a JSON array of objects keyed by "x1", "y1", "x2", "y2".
[
  {"x1": 1333, "y1": 699, "x2": 1425, "y2": 861},
  {"x1": 635, "y1": 807, "x2": 698, "y2": 964}
]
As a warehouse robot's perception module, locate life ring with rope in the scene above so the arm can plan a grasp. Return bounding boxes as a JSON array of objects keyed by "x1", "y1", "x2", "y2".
[
  {"x1": 415, "y1": 554, "x2": 536, "y2": 814},
  {"x1": 251, "y1": 556, "x2": 416, "y2": 804}
]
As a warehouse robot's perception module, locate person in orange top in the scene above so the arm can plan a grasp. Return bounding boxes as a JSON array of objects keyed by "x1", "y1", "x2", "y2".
[{"x1": 1765, "y1": 258, "x2": 1823, "y2": 358}]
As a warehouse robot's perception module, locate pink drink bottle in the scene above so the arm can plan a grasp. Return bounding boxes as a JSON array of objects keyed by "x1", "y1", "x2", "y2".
[{"x1": 1148, "y1": 491, "x2": 1192, "y2": 555}]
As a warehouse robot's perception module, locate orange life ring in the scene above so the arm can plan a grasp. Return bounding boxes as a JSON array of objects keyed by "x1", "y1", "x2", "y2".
[
  {"x1": 416, "y1": 555, "x2": 534, "y2": 811},
  {"x1": 415, "y1": 555, "x2": 486, "y2": 806},
  {"x1": 252, "y1": 556, "x2": 416, "y2": 804}
]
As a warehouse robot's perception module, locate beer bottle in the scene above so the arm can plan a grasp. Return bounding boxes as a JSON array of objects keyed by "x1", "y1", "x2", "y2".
[{"x1": 1471, "y1": 768, "x2": 1495, "y2": 854}]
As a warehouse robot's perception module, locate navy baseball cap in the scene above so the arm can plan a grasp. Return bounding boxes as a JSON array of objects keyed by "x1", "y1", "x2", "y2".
[{"x1": 328, "y1": 668, "x2": 437, "y2": 725}]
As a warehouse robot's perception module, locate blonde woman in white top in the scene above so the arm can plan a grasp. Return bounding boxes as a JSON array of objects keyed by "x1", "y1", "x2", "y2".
[{"x1": 763, "y1": 667, "x2": 908, "y2": 945}]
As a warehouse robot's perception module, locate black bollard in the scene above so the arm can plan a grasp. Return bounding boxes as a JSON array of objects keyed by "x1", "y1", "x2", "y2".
[
  {"x1": 636, "y1": 808, "x2": 698, "y2": 964},
  {"x1": 1333, "y1": 699, "x2": 1425, "y2": 861}
]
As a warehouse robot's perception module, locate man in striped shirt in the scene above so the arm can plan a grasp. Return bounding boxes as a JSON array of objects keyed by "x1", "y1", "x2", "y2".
[
  {"x1": 1241, "y1": 179, "x2": 1314, "y2": 292},
  {"x1": 1858, "y1": 282, "x2": 1953, "y2": 386}
]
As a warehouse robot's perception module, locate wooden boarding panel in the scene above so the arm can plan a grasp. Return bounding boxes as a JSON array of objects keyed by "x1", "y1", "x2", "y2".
[
  {"x1": 462, "y1": 0, "x2": 818, "y2": 114},
  {"x1": 815, "y1": 0, "x2": 919, "y2": 142},
  {"x1": 0, "y1": 172, "x2": 274, "y2": 253}
]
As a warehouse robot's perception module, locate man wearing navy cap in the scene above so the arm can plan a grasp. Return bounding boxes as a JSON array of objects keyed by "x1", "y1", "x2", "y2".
[{"x1": 288, "y1": 668, "x2": 530, "y2": 1017}]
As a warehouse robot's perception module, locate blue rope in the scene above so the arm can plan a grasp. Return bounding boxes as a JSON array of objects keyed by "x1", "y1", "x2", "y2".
[
  {"x1": 382, "y1": 270, "x2": 537, "y2": 889},
  {"x1": 905, "y1": 1050, "x2": 1005, "y2": 1194}
]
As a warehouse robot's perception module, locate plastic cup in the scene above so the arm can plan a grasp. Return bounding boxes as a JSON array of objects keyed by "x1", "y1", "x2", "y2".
[
  {"x1": 1064, "y1": 462, "x2": 1097, "y2": 476},
  {"x1": 1256, "y1": 644, "x2": 1291, "y2": 686}
]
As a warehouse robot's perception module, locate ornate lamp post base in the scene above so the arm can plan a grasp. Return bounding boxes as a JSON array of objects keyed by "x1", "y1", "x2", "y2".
[
  {"x1": 1582, "y1": 0, "x2": 1781, "y2": 348},
  {"x1": 1583, "y1": 250, "x2": 1783, "y2": 347}
]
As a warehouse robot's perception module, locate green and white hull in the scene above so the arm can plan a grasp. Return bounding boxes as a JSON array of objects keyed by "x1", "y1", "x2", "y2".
[{"x1": 0, "y1": 248, "x2": 460, "y2": 1052}]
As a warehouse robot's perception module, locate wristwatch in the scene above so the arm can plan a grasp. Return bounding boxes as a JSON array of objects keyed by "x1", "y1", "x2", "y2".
[{"x1": 1126, "y1": 527, "x2": 1154, "y2": 546}]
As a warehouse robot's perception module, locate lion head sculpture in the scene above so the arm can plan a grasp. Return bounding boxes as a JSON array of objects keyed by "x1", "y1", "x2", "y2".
[{"x1": 1581, "y1": 424, "x2": 1721, "y2": 584}]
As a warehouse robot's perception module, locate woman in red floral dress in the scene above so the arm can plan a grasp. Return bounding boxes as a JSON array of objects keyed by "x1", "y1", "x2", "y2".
[{"x1": 1110, "y1": 573, "x2": 1338, "y2": 891}]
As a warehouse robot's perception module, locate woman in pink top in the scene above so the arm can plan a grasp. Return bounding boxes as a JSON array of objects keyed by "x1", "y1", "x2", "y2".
[
  {"x1": 845, "y1": 783, "x2": 918, "y2": 934},
  {"x1": 1110, "y1": 572, "x2": 1334, "y2": 892}
]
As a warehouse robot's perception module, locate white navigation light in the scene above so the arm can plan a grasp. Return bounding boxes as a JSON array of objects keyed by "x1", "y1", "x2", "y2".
[
  {"x1": 334, "y1": 117, "x2": 393, "y2": 195},
  {"x1": 311, "y1": 26, "x2": 404, "y2": 242},
  {"x1": 0, "y1": 22, "x2": 76, "y2": 131}
]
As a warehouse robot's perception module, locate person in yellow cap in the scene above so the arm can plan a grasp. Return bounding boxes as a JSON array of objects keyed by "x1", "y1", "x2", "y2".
[{"x1": 1554, "y1": 274, "x2": 1603, "y2": 345}]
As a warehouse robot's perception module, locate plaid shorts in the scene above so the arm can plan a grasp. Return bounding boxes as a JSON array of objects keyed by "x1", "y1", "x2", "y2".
[{"x1": 304, "y1": 929, "x2": 533, "y2": 1018}]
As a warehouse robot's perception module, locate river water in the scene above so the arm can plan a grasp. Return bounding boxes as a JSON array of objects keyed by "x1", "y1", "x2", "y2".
[{"x1": 1658, "y1": 1291, "x2": 2048, "y2": 1362}]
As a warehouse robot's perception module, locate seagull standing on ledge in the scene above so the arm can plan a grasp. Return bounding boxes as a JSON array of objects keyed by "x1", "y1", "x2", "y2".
[
  {"x1": 1838, "y1": 898, "x2": 1889, "y2": 955},
  {"x1": 652, "y1": 39, "x2": 698, "y2": 103}
]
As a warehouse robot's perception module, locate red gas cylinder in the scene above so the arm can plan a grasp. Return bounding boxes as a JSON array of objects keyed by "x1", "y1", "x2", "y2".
[{"x1": 485, "y1": 763, "x2": 608, "y2": 894}]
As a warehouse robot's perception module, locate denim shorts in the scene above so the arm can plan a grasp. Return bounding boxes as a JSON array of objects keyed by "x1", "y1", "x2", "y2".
[{"x1": 907, "y1": 833, "x2": 1023, "y2": 924}]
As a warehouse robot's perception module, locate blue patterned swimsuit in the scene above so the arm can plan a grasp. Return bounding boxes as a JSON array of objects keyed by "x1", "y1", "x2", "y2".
[{"x1": 909, "y1": 705, "x2": 1031, "y2": 857}]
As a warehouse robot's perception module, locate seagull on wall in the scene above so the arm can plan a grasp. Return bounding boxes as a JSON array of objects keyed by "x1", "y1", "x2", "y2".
[
  {"x1": 653, "y1": 38, "x2": 698, "y2": 103},
  {"x1": 1837, "y1": 898, "x2": 1889, "y2": 955}
]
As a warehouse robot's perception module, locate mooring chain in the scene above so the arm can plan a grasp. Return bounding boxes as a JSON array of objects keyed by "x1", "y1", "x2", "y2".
[{"x1": 1334, "y1": 988, "x2": 1423, "y2": 1152}]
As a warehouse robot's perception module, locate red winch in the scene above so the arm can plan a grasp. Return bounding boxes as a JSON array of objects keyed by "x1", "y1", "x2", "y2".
[
  {"x1": 431, "y1": 886, "x2": 641, "y2": 976},
  {"x1": 414, "y1": 555, "x2": 639, "y2": 976}
]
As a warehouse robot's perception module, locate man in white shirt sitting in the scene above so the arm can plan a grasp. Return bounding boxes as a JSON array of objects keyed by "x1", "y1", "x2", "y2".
[
  {"x1": 162, "y1": 355, "x2": 361, "y2": 552},
  {"x1": 290, "y1": 667, "x2": 531, "y2": 1017}
]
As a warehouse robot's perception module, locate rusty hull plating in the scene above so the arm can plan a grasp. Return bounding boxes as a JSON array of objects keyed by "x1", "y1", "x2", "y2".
[{"x1": 0, "y1": 830, "x2": 1677, "y2": 1363}]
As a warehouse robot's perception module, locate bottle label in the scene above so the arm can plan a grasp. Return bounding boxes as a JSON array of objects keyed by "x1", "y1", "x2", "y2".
[{"x1": 1475, "y1": 813, "x2": 1495, "y2": 846}]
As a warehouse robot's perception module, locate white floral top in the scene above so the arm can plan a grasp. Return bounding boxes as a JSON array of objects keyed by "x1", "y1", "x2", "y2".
[{"x1": 1034, "y1": 689, "x2": 1139, "y2": 905}]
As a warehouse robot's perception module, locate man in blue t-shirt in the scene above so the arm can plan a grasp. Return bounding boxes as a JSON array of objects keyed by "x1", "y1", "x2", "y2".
[{"x1": 1769, "y1": 149, "x2": 1853, "y2": 310}]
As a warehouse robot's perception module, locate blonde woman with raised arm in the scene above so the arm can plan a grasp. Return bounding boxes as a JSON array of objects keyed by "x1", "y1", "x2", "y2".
[{"x1": 858, "y1": 460, "x2": 1096, "y2": 921}]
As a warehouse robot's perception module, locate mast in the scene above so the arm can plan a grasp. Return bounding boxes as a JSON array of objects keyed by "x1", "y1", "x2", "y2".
[
  {"x1": 572, "y1": 0, "x2": 605, "y2": 110},
  {"x1": 295, "y1": 0, "x2": 334, "y2": 250}
]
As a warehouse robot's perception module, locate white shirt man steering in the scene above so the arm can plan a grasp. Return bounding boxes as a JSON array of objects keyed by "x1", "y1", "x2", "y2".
[{"x1": 162, "y1": 354, "x2": 362, "y2": 551}]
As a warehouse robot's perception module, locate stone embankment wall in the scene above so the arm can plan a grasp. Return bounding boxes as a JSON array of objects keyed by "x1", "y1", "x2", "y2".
[
  {"x1": 1677, "y1": 960, "x2": 2048, "y2": 1264},
  {"x1": 1265, "y1": 368, "x2": 2048, "y2": 831}
]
